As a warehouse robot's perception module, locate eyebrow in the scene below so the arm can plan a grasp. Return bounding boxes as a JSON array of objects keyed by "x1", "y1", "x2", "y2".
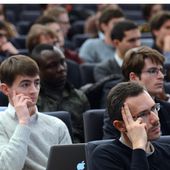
[
  {"x1": 19, "y1": 78, "x2": 40, "y2": 84},
  {"x1": 136, "y1": 104, "x2": 156, "y2": 115},
  {"x1": 127, "y1": 37, "x2": 141, "y2": 42}
]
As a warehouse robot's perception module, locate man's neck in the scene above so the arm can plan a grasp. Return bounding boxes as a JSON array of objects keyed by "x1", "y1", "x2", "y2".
[
  {"x1": 104, "y1": 34, "x2": 113, "y2": 46},
  {"x1": 155, "y1": 39, "x2": 163, "y2": 51},
  {"x1": 116, "y1": 49, "x2": 124, "y2": 60}
]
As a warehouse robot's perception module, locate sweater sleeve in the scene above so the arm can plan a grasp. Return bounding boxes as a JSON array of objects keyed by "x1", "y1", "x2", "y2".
[
  {"x1": 131, "y1": 149, "x2": 149, "y2": 170},
  {"x1": 57, "y1": 120, "x2": 72, "y2": 144},
  {"x1": 0, "y1": 124, "x2": 31, "y2": 170},
  {"x1": 79, "y1": 40, "x2": 96, "y2": 63}
]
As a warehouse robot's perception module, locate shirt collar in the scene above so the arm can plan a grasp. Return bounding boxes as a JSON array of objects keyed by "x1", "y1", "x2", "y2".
[
  {"x1": 119, "y1": 136, "x2": 155, "y2": 156},
  {"x1": 114, "y1": 52, "x2": 123, "y2": 67},
  {"x1": 6, "y1": 103, "x2": 39, "y2": 123}
]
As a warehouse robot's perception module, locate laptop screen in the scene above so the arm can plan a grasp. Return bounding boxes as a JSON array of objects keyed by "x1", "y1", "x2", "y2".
[{"x1": 46, "y1": 143, "x2": 86, "y2": 170}]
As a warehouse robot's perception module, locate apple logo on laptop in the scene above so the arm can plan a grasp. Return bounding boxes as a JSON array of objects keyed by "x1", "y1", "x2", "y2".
[{"x1": 77, "y1": 161, "x2": 85, "y2": 170}]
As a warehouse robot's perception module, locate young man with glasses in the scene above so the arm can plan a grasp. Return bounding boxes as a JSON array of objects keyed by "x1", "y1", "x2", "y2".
[
  {"x1": 103, "y1": 46, "x2": 170, "y2": 139},
  {"x1": 91, "y1": 82, "x2": 170, "y2": 170}
]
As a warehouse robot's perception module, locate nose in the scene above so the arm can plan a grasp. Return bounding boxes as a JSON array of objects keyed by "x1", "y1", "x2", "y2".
[
  {"x1": 135, "y1": 39, "x2": 141, "y2": 47},
  {"x1": 149, "y1": 111, "x2": 159, "y2": 124},
  {"x1": 29, "y1": 84, "x2": 38, "y2": 94},
  {"x1": 57, "y1": 63, "x2": 66, "y2": 72},
  {"x1": 157, "y1": 69, "x2": 164, "y2": 79}
]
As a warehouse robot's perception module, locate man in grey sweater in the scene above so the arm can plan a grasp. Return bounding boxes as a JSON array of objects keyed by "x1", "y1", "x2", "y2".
[{"x1": 0, "y1": 55, "x2": 72, "y2": 170}]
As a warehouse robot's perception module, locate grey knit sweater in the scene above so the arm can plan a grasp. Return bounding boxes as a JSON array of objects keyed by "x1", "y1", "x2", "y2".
[{"x1": 0, "y1": 104, "x2": 72, "y2": 170}]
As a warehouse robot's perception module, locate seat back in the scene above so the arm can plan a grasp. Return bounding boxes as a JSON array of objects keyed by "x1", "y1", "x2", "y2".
[
  {"x1": 11, "y1": 35, "x2": 26, "y2": 49},
  {"x1": 141, "y1": 38, "x2": 154, "y2": 47},
  {"x1": 19, "y1": 10, "x2": 40, "y2": 23},
  {"x1": 0, "y1": 92, "x2": 8, "y2": 106},
  {"x1": 66, "y1": 59, "x2": 82, "y2": 88},
  {"x1": 86, "y1": 139, "x2": 113, "y2": 170},
  {"x1": 83, "y1": 109, "x2": 105, "y2": 142},
  {"x1": 156, "y1": 135, "x2": 170, "y2": 144},
  {"x1": 164, "y1": 63, "x2": 170, "y2": 82},
  {"x1": 72, "y1": 33, "x2": 90, "y2": 50},
  {"x1": 86, "y1": 136, "x2": 170, "y2": 170},
  {"x1": 17, "y1": 21, "x2": 31, "y2": 35},
  {"x1": 80, "y1": 63, "x2": 96, "y2": 85},
  {"x1": 67, "y1": 20, "x2": 85, "y2": 40},
  {"x1": 43, "y1": 111, "x2": 73, "y2": 140},
  {"x1": 0, "y1": 106, "x2": 7, "y2": 112}
]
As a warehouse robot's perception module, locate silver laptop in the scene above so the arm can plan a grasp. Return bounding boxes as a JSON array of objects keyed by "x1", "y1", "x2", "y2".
[{"x1": 46, "y1": 143, "x2": 86, "y2": 170}]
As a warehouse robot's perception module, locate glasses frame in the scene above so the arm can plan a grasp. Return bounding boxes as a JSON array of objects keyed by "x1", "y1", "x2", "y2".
[
  {"x1": 142, "y1": 67, "x2": 166, "y2": 76},
  {"x1": 132, "y1": 103, "x2": 160, "y2": 121}
]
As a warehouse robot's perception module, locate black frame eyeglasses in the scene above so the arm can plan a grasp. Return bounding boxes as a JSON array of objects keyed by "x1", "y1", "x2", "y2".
[
  {"x1": 142, "y1": 67, "x2": 166, "y2": 76},
  {"x1": 132, "y1": 103, "x2": 160, "y2": 121}
]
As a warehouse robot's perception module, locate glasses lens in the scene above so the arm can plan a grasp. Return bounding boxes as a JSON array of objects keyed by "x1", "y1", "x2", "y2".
[
  {"x1": 156, "y1": 103, "x2": 160, "y2": 112},
  {"x1": 146, "y1": 68, "x2": 166, "y2": 76}
]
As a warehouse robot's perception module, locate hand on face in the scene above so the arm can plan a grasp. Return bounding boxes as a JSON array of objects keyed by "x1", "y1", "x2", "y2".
[
  {"x1": 121, "y1": 103, "x2": 147, "y2": 150},
  {"x1": 12, "y1": 90, "x2": 34, "y2": 125},
  {"x1": 1, "y1": 42, "x2": 19, "y2": 54}
]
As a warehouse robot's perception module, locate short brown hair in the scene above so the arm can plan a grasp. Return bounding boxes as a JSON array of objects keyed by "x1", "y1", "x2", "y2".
[
  {"x1": 44, "y1": 6, "x2": 67, "y2": 22},
  {"x1": 107, "y1": 81, "x2": 145, "y2": 122},
  {"x1": 0, "y1": 55, "x2": 39, "y2": 86},
  {"x1": 98, "y1": 7, "x2": 124, "y2": 32},
  {"x1": 122, "y1": 46, "x2": 165, "y2": 81},
  {"x1": 26, "y1": 24, "x2": 58, "y2": 53},
  {"x1": 150, "y1": 10, "x2": 170, "y2": 38}
]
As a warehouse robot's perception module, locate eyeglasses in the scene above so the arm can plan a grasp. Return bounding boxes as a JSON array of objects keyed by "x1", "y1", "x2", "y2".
[
  {"x1": 142, "y1": 67, "x2": 166, "y2": 76},
  {"x1": 132, "y1": 103, "x2": 160, "y2": 121}
]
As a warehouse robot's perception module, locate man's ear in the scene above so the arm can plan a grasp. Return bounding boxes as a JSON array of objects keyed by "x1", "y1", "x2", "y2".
[
  {"x1": 113, "y1": 120, "x2": 126, "y2": 132},
  {"x1": 100, "y1": 23, "x2": 107, "y2": 33},
  {"x1": 112, "y1": 39, "x2": 120, "y2": 47},
  {"x1": 0, "y1": 83, "x2": 9, "y2": 96},
  {"x1": 152, "y1": 29, "x2": 159, "y2": 37},
  {"x1": 129, "y1": 72, "x2": 139, "y2": 81}
]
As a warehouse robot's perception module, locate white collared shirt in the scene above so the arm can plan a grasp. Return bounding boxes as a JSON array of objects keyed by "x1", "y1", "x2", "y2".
[
  {"x1": 6, "y1": 103, "x2": 38, "y2": 124},
  {"x1": 114, "y1": 52, "x2": 123, "y2": 67}
]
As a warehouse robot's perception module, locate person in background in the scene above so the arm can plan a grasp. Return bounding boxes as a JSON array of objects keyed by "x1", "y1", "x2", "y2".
[
  {"x1": 94, "y1": 19, "x2": 141, "y2": 82},
  {"x1": 26, "y1": 24, "x2": 59, "y2": 54},
  {"x1": 0, "y1": 4, "x2": 18, "y2": 38},
  {"x1": 44, "y1": 6, "x2": 71, "y2": 38},
  {"x1": 0, "y1": 20, "x2": 18, "y2": 60},
  {"x1": 150, "y1": 10, "x2": 170, "y2": 63},
  {"x1": 84, "y1": 4, "x2": 120, "y2": 38},
  {"x1": 35, "y1": 15, "x2": 83, "y2": 64},
  {"x1": 140, "y1": 4, "x2": 163, "y2": 33},
  {"x1": 79, "y1": 7, "x2": 125, "y2": 63},
  {"x1": 31, "y1": 44, "x2": 90, "y2": 143},
  {"x1": 0, "y1": 55, "x2": 71, "y2": 170}
]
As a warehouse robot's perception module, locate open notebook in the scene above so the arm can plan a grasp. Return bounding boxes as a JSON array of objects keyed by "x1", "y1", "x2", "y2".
[{"x1": 46, "y1": 143, "x2": 86, "y2": 170}]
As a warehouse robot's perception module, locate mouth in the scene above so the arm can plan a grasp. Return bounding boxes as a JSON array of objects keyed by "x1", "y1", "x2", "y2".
[
  {"x1": 155, "y1": 81, "x2": 163, "y2": 85},
  {"x1": 30, "y1": 97, "x2": 37, "y2": 103},
  {"x1": 150, "y1": 125, "x2": 161, "y2": 134}
]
